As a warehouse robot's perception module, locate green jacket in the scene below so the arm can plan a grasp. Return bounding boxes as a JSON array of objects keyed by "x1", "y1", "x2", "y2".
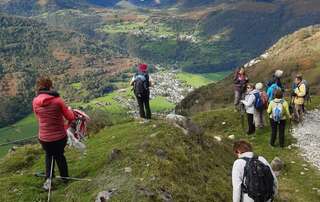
[{"x1": 267, "y1": 98, "x2": 291, "y2": 120}]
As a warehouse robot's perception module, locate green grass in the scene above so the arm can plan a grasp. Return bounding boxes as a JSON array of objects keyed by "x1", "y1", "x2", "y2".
[
  {"x1": 150, "y1": 96, "x2": 175, "y2": 112},
  {"x1": 71, "y1": 82, "x2": 81, "y2": 90},
  {"x1": 0, "y1": 114, "x2": 37, "y2": 157},
  {"x1": 0, "y1": 120, "x2": 234, "y2": 201},
  {"x1": 0, "y1": 100, "x2": 320, "y2": 201},
  {"x1": 193, "y1": 107, "x2": 320, "y2": 202},
  {"x1": 176, "y1": 71, "x2": 230, "y2": 88}
]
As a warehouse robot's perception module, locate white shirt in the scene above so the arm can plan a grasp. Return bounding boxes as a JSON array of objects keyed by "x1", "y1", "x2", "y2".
[
  {"x1": 241, "y1": 90, "x2": 257, "y2": 114},
  {"x1": 232, "y1": 152, "x2": 278, "y2": 202}
]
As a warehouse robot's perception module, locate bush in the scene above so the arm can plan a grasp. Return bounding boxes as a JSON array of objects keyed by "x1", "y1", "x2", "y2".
[{"x1": 86, "y1": 109, "x2": 114, "y2": 134}]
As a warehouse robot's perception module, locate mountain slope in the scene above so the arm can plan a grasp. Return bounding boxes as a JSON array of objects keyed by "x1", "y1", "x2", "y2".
[
  {"x1": 0, "y1": 14, "x2": 136, "y2": 127},
  {"x1": 0, "y1": 106, "x2": 320, "y2": 201},
  {"x1": 176, "y1": 25, "x2": 320, "y2": 115}
]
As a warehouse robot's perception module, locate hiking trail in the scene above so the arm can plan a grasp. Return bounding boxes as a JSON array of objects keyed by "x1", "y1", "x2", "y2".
[{"x1": 292, "y1": 109, "x2": 320, "y2": 170}]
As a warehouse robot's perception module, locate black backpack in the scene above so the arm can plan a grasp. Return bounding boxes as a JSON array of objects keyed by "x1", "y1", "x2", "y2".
[
  {"x1": 242, "y1": 156, "x2": 275, "y2": 202},
  {"x1": 133, "y1": 73, "x2": 149, "y2": 98}
]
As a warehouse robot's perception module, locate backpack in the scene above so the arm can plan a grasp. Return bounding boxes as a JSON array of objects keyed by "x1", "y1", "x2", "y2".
[
  {"x1": 301, "y1": 80, "x2": 310, "y2": 102},
  {"x1": 272, "y1": 100, "x2": 284, "y2": 123},
  {"x1": 242, "y1": 156, "x2": 275, "y2": 202},
  {"x1": 267, "y1": 84, "x2": 280, "y2": 101},
  {"x1": 133, "y1": 73, "x2": 149, "y2": 98},
  {"x1": 254, "y1": 92, "x2": 264, "y2": 111}
]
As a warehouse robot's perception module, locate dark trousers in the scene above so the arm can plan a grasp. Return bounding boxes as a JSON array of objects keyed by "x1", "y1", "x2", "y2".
[
  {"x1": 137, "y1": 96, "x2": 151, "y2": 119},
  {"x1": 270, "y1": 119, "x2": 286, "y2": 147},
  {"x1": 247, "y1": 113, "x2": 255, "y2": 135},
  {"x1": 40, "y1": 137, "x2": 68, "y2": 179}
]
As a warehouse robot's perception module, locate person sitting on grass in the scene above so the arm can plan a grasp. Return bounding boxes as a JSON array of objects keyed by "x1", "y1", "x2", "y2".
[
  {"x1": 267, "y1": 89, "x2": 291, "y2": 148},
  {"x1": 232, "y1": 140, "x2": 278, "y2": 202}
]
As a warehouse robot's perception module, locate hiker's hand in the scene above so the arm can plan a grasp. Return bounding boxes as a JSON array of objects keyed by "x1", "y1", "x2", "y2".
[{"x1": 291, "y1": 92, "x2": 297, "y2": 97}]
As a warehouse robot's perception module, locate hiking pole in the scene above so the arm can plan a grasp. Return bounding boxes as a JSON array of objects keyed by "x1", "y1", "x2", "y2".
[
  {"x1": 47, "y1": 157, "x2": 54, "y2": 202},
  {"x1": 35, "y1": 173, "x2": 92, "y2": 182},
  {"x1": 0, "y1": 136, "x2": 37, "y2": 147}
]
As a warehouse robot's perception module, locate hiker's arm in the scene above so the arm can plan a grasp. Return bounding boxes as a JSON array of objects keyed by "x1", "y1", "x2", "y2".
[
  {"x1": 284, "y1": 102, "x2": 291, "y2": 119},
  {"x1": 232, "y1": 161, "x2": 242, "y2": 202},
  {"x1": 267, "y1": 102, "x2": 272, "y2": 114},
  {"x1": 32, "y1": 99, "x2": 39, "y2": 119},
  {"x1": 149, "y1": 75, "x2": 154, "y2": 87},
  {"x1": 130, "y1": 76, "x2": 135, "y2": 86},
  {"x1": 59, "y1": 98, "x2": 75, "y2": 121}
]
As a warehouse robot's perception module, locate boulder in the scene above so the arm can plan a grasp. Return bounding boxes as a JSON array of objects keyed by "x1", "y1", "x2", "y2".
[
  {"x1": 108, "y1": 149, "x2": 122, "y2": 162},
  {"x1": 165, "y1": 114, "x2": 204, "y2": 137},
  {"x1": 271, "y1": 157, "x2": 285, "y2": 176},
  {"x1": 95, "y1": 189, "x2": 117, "y2": 202}
]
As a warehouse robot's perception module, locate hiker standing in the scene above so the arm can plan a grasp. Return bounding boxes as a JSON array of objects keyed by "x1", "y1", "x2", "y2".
[
  {"x1": 234, "y1": 67, "x2": 248, "y2": 111},
  {"x1": 267, "y1": 70, "x2": 284, "y2": 91},
  {"x1": 267, "y1": 82, "x2": 280, "y2": 102},
  {"x1": 241, "y1": 84, "x2": 256, "y2": 135},
  {"x1": 33, "y1": 77, "x2": 75, "y2": 190},
  {"x1": 291, "y1": 74, "x2": 307, "y2": 122},
  {"x1": 130, "y1": 63, "x2": 154, "y2": 120},
  {"x1": 253, "y1": 83, "x2": 268, "y2": 128},
  {"x1": 267, "y1": 89, "x2": 291, "y2": 147},
  {"x1": 232, "y1": 140, "x2": 278, "y2": 202}
]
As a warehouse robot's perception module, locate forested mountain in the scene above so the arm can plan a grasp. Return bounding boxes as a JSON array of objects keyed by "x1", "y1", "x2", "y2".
[{"x1": 0, "y1": 14, "x2": 136, "y2": 127}]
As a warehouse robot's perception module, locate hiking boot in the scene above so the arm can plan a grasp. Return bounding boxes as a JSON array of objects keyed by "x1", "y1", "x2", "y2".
[{"x1": 43, "y1": 179, "x2": 52, "y2": 191}]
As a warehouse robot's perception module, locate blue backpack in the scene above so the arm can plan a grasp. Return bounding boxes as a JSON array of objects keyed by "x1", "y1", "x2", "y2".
[
  {"x1": 272, "y1": 100, "x2": 284, "y2": 122},
  {"x1": 254, "y1": 92, "x2": 264, "y2": 111}
]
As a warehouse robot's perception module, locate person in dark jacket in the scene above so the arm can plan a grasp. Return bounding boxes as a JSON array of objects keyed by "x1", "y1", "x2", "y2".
[
  {"x1": 130, "y1": 64, "x2": 154, "y2": 120},
  {"x1": 33, "y1": 77, "x2": 75, "y2": 190},
  {"x1": 234, "y1": 67, "x2": 249, "y2": 111}
]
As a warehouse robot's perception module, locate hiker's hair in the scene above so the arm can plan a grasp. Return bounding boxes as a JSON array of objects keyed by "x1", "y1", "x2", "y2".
[
  {"x1": 36, "y1": 77, "x2": 53, "y2": 91},
  {"x1": 246, "y1": 83, "x2": 254, "y2": 89},
  {"x1": 296, "y1": 74, "x2": 303, "y2": 81},
  {"x1": 274, "y1": 89, "x2": 283, "y2": 99},
  {"x1": 233, "y1": 140, "x2": 253, "y2": 154}
]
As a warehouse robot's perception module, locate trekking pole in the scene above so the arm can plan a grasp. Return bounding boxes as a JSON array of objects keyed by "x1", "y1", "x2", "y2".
[
  {"x1": 35, "y1": 173, "x2": 92, "y2": 182},
  {"x1": 47, "y1": 157, "x2": 54, "y2": 202},
  {"x1": 0, "y1": 136, "x2": 37, "y2": 147}
]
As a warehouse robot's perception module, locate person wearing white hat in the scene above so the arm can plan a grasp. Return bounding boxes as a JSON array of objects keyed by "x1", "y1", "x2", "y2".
[{"x1": 254, "y1": 83, "x2": 268, "y2": 128}]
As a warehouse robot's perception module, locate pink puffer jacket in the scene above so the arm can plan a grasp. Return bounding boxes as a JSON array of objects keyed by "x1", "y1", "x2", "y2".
[{"x1": 33, "y1": 93, "x2": 75, "y2": 142}]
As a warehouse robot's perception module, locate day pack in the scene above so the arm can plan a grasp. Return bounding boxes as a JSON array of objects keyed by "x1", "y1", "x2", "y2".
[
  {"x1": 272, "y1": 100, "x2": 284, "y2": 122},
  {"x1": 134, "y1": 73, "x2": 149, "y2": 98},
  {"x1": 254, "y1": 92, "x2": 265, "y2": 111},
  {"x1": 242, "y1": 156, "x2": 275, "y2": 202}
]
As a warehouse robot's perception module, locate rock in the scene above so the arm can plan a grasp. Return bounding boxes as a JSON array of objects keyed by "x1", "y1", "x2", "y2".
[
  {"x1": 108, "y1": 149, "x2": 122, "y2": 162},
  {"x1": 271, "y1": 157, "x2": 284, "y2": 176},
  {"x1": 150, "y1": 132, "x2": 160, "y2": 138},
  {"x1": 166, "y1": 114, "x2": 204, "y2": 138},
  {"x1": 222, "y1": 122, "x2": 226, "y2": 125},
  {"x1": 124, "y1": 167, "x2": 132, "y2": 173},
  {"x1": 214, "y1": 136, "x2": 222, "y2": 142},
  {"x1": 155, "y1": 149, "x2": 167, "y2": 159},
  {"x1": 95, "y1": 189, "x2": 117, "y2": 202},
  {"x1": 291, "y1": 161, "x2": 296, "y2": 164},
  {"x1": 160, "y1": 189, "x2": 173, "y2": 202},
  {"x1": 300, "y1": 172, "x2": 305, "y2": 175},
  {"x1": 228, "y1": 135, "x2": 235, "y2": 140},
  {"x1": 138, "y1": 187, "x2": 156, "y2": 198}
]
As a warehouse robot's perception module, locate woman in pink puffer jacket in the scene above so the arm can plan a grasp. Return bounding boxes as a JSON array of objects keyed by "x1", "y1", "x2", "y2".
[{"x1": 33, "y1": 77, "x2": 75, "y2": 190}]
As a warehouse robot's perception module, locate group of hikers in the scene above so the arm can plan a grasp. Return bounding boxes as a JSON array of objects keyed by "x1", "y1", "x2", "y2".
[
  {"x1": 32, "y1": 63, "x2": 309, "y2": 201},
  {"x1": 234, "y1": 66, "x2": 309, "y2": 147},
  {"x1": 231, "y1": 67, "x2": 310, "y2": 201}
]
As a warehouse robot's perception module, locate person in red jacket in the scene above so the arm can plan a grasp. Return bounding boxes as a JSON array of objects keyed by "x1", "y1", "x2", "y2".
[{"x1": 33, "y1": 77, "x2": 75, "y2": 190}]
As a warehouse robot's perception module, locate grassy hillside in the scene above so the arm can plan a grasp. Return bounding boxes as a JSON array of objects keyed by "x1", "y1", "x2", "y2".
[
  {"x1": 176, "y1": 71, "x2": 230, "y2": 88},
  {"x1": 177, "y1": 25, "x2": 320, "y2": 115},
  {"x1": 0, "y1": 103, "x2": 320, "y2": 201},
  {"x1": 0, "y1": 114, "x2": 37, "y2": 157}
]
